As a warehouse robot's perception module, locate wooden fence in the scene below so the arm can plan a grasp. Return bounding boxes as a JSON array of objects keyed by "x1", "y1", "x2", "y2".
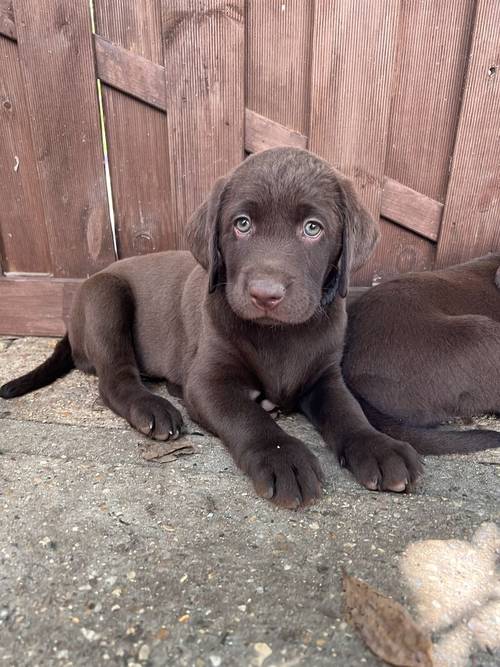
[{"x1": 0, "y1": 0, "x2": 499, "y2": 335}]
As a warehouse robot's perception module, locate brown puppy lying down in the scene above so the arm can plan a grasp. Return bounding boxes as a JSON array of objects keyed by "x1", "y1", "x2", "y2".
[
  {"x1": 344, "y1": 253, "x2": 500, "y2": 452},
  {"x1": 1, "y1": 147, "x2": 427, "y2": 507},
  {"x1": 0, "y1": 149, "x2": 492, "y2": 507}
]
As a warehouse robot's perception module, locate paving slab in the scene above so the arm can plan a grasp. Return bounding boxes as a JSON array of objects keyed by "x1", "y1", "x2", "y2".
[{"x1": 1, "y1": 337, "x2": 499, "y2": 667}]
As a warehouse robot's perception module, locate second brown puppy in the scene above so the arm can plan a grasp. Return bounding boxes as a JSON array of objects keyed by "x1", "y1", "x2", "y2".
[{"x1": 344, "y1": 254, "x2": 500, "y2": 452}]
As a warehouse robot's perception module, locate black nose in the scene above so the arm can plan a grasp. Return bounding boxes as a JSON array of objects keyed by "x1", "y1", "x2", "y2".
[{"x1": 249, "y1": 279, "x2": 286, "y2": 311}]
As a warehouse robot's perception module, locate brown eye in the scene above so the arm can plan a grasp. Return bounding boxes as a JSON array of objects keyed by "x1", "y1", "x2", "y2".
[
  {"x1": 234, "y1": 215, "x2": 252, "y2": 233},
  {"x1": 303, "y1": 219, "x2": 323, "y2": 238}
]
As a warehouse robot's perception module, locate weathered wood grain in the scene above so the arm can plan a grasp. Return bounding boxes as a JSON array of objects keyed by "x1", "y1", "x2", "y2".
[
  {"x1": 436, "y1": 0, "x2": 500, "y2": 265},
  {"x1": 246, "y1": 0, "x2": 313, "y2": 135},
  {"x1": 378, "y1": 0, "x2": 476, "y2": 275},
  {"x1": 309, "y1": 0, "x2": 400, "y2": 285},
  {"x1": 386, "y1": 1, "x2": 475, "y2": 204},
  {"x1": 0, "y1": 35, "x2": 51, "y2": 273},
  {"x1": 0, "y1": 277, "x2": 80, "y2": 336},
  {"x1": 368, "y1": 219, "x2": 436, "y2": 285},
  {"x1": 94, "y1": 1, "x2": 175, "y2": 257},
  {"x1": 161, "y1": 0, "x2": 245, "y2": 239},
  {"x1": 12, "y1": 0, "x2": 115, "y2": 277},
  {"x1": 244, "y1": 109, "x2": 307, "y2": 153},
  {"x1": 94, "y1": 35, "x2": 166, "y2": 111},
  {"x1": 381, "y1": 177, "x2": 443, "y2": 242}
]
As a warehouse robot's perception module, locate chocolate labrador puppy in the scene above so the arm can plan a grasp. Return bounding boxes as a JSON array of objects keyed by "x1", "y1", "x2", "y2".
[
  {"x1": 344, "y1": 253, "x2": 500, "y2": 452},
  {"x1": 1, "y1": 147, "x2": 422, "y2": 507}
]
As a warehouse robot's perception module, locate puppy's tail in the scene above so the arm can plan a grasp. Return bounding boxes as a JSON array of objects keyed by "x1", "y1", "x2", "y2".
[
  {"x1": 0, "y1": 334, "x2": 74, "y2": 399},
  {"x1": 359, "y1": 399, "x2": 500, "y2": 455}
]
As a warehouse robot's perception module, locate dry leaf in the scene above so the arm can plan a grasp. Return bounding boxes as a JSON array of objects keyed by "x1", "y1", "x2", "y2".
[
  {"x1": 343, "y1": 572, "x2": 433, "y2": 667},
  {"x1": 139, "y1": 438, "x2": 195, "y2": 463}
]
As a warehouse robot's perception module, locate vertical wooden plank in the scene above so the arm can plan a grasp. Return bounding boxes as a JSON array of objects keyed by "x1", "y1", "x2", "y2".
[
  {"x1": 436, "y1": 0, "x2": 500, "y2": 266},
  {"x1": 246, "y1": 0, "x2": 313, "y2": 134},
  {"x1": 0, "y1": 35, "x2": 51, "y2": 273},
  {"x1": 308, "y1": 0, "x2": 400, "y2": 285},
  {"x1": 161, "y1": 0, "x2": 245, "y2": 236},
  {"x1": 94, "y1": 1, "x2": 175, "y2": 257},
  {"x1": 387, "y1": 0, "x2": 475, "y2": 203},
  {"x1": 368, "y1": 220, "x2": 435, "y2": 284},
  {"x1": 12, "y1": 0, "x2": 115, "y2": 277},
  {"x1": 373, "y1": 0, "x2": 476, "y2": 279}
]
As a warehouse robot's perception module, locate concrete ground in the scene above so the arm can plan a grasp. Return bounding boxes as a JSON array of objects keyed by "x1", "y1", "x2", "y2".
[{"x1": 1, "y1": 336, "x2": 499, "y2": 667}]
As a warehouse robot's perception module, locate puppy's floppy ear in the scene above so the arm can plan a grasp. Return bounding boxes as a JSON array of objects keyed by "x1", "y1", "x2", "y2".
[
  {"x1": 185, "y1": 177, "x2": 227, "y2": 293},
  {"x1": 336, "y1": 177, "x2": 379, "y2": 298}
]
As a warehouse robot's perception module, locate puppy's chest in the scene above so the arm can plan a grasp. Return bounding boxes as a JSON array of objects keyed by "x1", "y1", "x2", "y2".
[{"x1": 243, "y1": 342, "x2": 324, "y2": 410}]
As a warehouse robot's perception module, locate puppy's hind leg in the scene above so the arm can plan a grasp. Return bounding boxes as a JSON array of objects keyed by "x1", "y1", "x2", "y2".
[{"x1": 73, "y1": 273, "x2": 184, "y2": 440}]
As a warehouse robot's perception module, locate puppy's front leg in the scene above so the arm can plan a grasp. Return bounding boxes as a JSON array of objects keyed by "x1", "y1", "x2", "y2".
[
  {"x1": 300, "y1": 368, "x2": 423, "y2": 492},
  {"x1": 185, "y1": 373, "x2": 323, "y2": 508}
]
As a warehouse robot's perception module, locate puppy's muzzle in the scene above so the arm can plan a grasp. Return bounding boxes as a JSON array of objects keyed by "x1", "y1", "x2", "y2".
[{"x1": 249, "y1": 279, "x2": 286, "y2": 311}]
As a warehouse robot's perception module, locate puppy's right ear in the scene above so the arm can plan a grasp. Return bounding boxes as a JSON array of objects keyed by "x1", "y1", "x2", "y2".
[
  {"x1": 185, "y1": 177, "x2": 227, "y2": 293},
  {"x1": 335, "y1": 177, "x2": 379, "y2": 298}
]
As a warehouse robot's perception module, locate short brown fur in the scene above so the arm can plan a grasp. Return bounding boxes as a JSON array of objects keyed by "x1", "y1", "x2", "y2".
[
  {"x1": 2, "y1": 148, "x2": 425, "y2": 507},
  {"x1": 344, "y1": 254, "x2": 500, "y2": 453}
]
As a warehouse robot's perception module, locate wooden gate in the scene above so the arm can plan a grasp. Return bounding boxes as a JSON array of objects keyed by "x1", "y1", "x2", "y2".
[{"x1": 1, "y1": 0, "x2": 499, "y2": 335}]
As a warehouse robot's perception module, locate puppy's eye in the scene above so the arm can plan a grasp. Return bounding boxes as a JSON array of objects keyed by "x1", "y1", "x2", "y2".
[
  {"x1": 234, "y1": 215, "x2": 252, "y2": 234},
  {"x1": 303, "y1": 219, "x2": 323, "y2": 238}
]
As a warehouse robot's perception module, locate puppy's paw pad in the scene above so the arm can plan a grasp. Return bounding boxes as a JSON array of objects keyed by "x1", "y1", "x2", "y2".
[{"x1": 129, "y1": 395, "x2": 184, "y2": 441}]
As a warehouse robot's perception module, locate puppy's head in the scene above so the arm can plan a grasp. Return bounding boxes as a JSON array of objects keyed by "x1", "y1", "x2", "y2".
[{"x1": 186, "y1": 147, "x2": 378, "y2": 324}]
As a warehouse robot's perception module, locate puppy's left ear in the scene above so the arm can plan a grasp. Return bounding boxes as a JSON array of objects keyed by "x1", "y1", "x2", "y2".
[
  {"x1": 336, "y1": 177, "x2": 380, "y2": 298},
  {"x1": 185, "y1": 177, "x2": 227, "y2": 293}
]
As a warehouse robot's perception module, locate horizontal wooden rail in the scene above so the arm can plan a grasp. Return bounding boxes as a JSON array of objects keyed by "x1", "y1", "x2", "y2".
[
  {"x1": 94, "y1": 35, "x2": 166, "y2": 111},
  {"x1": 244, "y1": 108, "x2": 307, "y2": 152},
  {"x1": 0, "y1": 17, "x2": 443, "y2": 250},
  {"x1": 381, "y1": 177, "x2": 443, "y2": 242},
  {"x1": 0, "y1": 276, "x2": 369, "y2": 337},
  {"x1": 0, "y1": 277, "x2": 81, "y2": 336}
]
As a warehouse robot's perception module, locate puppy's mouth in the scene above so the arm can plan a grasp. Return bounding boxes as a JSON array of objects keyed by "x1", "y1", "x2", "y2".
[{"x1": 226, "y1": 292, "x2": 317, "y2": 325}]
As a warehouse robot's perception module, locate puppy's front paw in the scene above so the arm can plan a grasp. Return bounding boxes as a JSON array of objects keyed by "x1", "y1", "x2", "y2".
[
  {"x1": 243, "y1": 437, "x2": 324, "y2": 509},
  {"x1": 341, "y1": 433, "x2": 423, "y2": 492},
  {"x1": 129, "y1": 394, "x2": 184, "y2": 441}
]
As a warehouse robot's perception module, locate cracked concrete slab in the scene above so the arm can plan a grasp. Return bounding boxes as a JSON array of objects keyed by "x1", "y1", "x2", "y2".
[{"x1": 1, "y1": 337, "x2": 499, "y2": 667}]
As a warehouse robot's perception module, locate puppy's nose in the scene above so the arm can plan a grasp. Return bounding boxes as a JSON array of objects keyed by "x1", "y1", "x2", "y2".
[{"x1": 249, "y1": 279, "x2": 285, "y2": 311}]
